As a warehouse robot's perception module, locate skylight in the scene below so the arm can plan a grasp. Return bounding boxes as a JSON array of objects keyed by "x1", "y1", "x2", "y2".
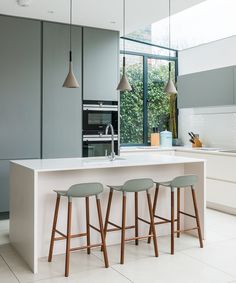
[{"x1": 127, "y1": 0, "x2": 236, "y2": 50}]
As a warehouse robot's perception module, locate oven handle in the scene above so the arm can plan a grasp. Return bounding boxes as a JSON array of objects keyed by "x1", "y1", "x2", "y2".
[
  {"x1": 83, "y1": 137, "x2": 118, "y2": 142},
  {"x1": 83, "y1": 105, "x2": 118, "y2": 111}
]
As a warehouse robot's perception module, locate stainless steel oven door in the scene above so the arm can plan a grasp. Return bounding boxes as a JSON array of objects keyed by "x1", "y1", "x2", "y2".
[
  {"x1": 83, "y1": 105, "x2": 118, "y2": 133},
  {"x1": 83, "y1": 135, "x2": 118, "y2": 157}
]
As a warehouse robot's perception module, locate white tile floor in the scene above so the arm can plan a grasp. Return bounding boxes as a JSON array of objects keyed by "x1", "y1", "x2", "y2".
[{"x1": 1, "y1": 209, "x2": 236, "y2": 283}]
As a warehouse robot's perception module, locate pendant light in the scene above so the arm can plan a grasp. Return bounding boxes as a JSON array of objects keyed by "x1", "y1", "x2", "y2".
[
  {"x1": 116, "y1": 0, "x2": 132, "y2": 91},
  {"x1": 63, "y1": 0, "x2": 79, "y2": 88},
  {"x1": 164, "y1": 0, "x2": 177, "y2": 95}
]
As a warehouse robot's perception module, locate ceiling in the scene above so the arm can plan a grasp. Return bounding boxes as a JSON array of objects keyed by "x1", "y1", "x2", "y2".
[{"x1": 0, "y1": 0, "x2": 205, "y2": 34}]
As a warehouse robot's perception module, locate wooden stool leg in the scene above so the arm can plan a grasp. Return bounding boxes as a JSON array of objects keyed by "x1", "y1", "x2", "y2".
[
  {"x1": 86, "y1": 196, "x2": 91, "y2": 255},
  {"x1": 135, "y1": 192, "x2": 139, "y2": 245},
  {"x1": 102, "y1": 189, "x2": 113, "y2": 251},
  {"x1": 171, "y1": 190, "x2": 175, "y2": 255},
  {"x1": 65, "y1": 200, "x2": 72, "y2": 277},
  {"x1": 148, "y1": 184, "x2": 159, "y2": 244},
  {"x1": 191, "y1": 187, "x2": 203, "y2": 248},
  {"x1": 147, "y1": 190, "x2": 158, "y2": 257},
  {"x1": 120, "y1": 192, "x2": 126, "y2": 264},
  {"x1": 96, "y1": 196, "x2": 109, "y2": 268},
  {"x1": 177, "y1": 188, "x2": 180, "y2": 238},
  {"x1": 48, "y1": 195, "x2": 60, "y2": 262},
  {"x1": 104, "y1": 189, "x2": 113, "y2": 237}
]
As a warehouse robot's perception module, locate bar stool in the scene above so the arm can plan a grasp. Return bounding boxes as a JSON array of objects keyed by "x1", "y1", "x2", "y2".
[
  {"x1": 48, "y1": 182, "x2": 109, "y2": 277},
  {"x1": 147, "y1": 175, "x2": 203, "y2": 254},
  {"x1": 104, "y1": 178, "x2": 158, "y2": 264}
]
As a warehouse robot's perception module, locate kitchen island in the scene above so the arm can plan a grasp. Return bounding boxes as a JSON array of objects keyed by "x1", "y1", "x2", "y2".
[{"x1": 9, "y1": 153, "x2": 206, "y2": 273}]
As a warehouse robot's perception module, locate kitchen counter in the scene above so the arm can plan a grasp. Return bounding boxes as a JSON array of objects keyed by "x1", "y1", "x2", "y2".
[
  {"x1": 11, "y1": 153, "x2": 204, "y2": 172},
  {"x1": 10, "y1": 153, "x2": 205, "y2": 274},
  {"x1": 121, "y1": 146, "x2": 236, "y2": 157}
]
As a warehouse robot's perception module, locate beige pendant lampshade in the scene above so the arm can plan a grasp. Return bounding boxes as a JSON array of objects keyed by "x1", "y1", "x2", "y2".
[
  {"x1": 164, "y1": 77, "x2": 177, "y2": 95},
  {"x1": 63, "y1": 61, "x2": 79, "y2": 88},
  {"x1": 62, "y1": 0, "x2": 79, "y2": 89},
  {"x1": 117, "y1": 56, "x2": 132, "y2": 91}
]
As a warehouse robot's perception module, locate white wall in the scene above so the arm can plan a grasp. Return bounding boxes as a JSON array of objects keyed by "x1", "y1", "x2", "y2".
[
  {"x1": 179, "y1": 35, "x2": 236, "y2": 75},
  {"x1": 178, "y1": 35, "x2": 236, "y2": 148}
]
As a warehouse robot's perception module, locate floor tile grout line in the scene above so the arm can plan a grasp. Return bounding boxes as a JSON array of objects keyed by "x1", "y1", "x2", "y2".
[
  {"x1": 180, "y1": 250, "x2": 236, "y2": 280},
  {"x1": 91, "y1": 250, "x2": 134, "y2": 283},
  {"x1": 0, "y1": 254, "x2": 21, "y2": 283}
]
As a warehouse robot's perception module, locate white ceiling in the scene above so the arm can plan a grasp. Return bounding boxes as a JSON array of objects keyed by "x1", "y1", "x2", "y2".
[{"x1": 0, "y1": 0, "x2": 205, "y2": 34}]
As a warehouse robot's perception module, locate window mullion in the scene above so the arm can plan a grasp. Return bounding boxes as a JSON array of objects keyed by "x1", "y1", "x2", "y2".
[{"x1": 143, "y1": 56, "x2": 148, "y2": 145}]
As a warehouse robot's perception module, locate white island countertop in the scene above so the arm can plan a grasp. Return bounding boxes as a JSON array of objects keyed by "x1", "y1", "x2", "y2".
[{"x1": 11, "y1": 153, "x2": 205, "y2": 172}]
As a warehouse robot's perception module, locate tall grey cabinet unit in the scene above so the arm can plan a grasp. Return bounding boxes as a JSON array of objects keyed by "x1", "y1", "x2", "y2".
[
  {"x1": 0, "y1": 16, "x2": 41, "y2": 212},
  {"x1": 83, "y1": 27, "x2": 119, "y2": 101},
  {"x1": 42, "y1": 22, "x2": 82, "y2": 158},
  {"x1": 178, "y1": 66, "x2": 234, "y2": 108}
]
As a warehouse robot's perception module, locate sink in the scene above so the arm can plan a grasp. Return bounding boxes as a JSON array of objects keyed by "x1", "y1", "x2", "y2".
[{"x1": 83, "y1": 157, "x2": 126, "y2": 163}]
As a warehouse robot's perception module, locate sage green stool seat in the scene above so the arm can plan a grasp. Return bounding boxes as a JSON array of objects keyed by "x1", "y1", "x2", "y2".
[
  {"x1": 54, "y1": 182, "x2": 104, "y2": 199},
  {"x1": 48, "y1": 182, "x2": 109, "y2": 277},
  {"x1": 104, "y1": 178, "x2": 158, "y2": 264},
  {"x1": 148, "y1": 175, "x2": 203, "y2": 254}
]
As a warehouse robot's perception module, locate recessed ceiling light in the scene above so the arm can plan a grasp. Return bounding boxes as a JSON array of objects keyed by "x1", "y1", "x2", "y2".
[
  {"x1": 17, "y1": 0, "x2": 31, "y2": 7},
  {"x1": 48, "y1": 10, "x2": 54, "y2": 14},
  {"x1": 110, "y1": 21, "x2": 116, "y2": 24}
]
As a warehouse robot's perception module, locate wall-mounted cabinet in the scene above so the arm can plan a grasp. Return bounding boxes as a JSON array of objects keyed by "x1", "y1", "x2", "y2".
[
  {"x1": 42, "y1": 22, "x2": 82, "y2": 158},
  {"x1": 178, "y1": 66, "x2": 234, "y2": 108},
  {"x1": 83, "y1": 27, "x2": 119, "y2": 101}
]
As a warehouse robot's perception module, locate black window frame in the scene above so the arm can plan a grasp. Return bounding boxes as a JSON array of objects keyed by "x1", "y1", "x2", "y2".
[{"x1": 120, "y1": 38, "x2": 178, "y2": 146}]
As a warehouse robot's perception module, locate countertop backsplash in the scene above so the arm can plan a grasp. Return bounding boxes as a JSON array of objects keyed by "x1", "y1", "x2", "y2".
[{"x1": 178, "y1": 105, "x2": 236, "y2": 149}]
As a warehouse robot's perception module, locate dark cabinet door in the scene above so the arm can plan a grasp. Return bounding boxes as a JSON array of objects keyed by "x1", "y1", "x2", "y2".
[
  {"x1": 178, "y1": 66, "x2": 234, "y2": 108},
  {"x1": 83, "y1": 27, "x2": 119, "y2": 101},
  {"x1": 0, "y1": 16, "x2": 41, "y2": 159},
  {"x1": 42, "y1": 22, "x2": 82, "y2": 158}
]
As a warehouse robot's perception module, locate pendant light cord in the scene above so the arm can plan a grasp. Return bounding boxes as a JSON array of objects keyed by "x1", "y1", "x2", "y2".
[
  {"x1": 69, "y1": 0, "x2": 72, "y2": 62},
  {"x1": 168, "y1": 0, "x2": 171, "y2": 79},
  {"x1": 123, "y1": 0, "x2": 126, "y2": 69}
]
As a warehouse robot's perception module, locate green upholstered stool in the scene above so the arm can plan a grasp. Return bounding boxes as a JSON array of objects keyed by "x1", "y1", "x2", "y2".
[
  {"x1": 148, "y1": 175, "x2": 203, "y2": 254},
  {"x1": 48, "y1": 183, "x2": 109, "y2": 277},
  {"x1": 104, "y1": 178, "x2": 158, "y2": 264}
]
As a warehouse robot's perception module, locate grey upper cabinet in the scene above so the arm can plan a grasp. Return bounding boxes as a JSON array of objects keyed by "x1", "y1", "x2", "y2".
[
  {"x1": 0, "y1": 16, "x2": 41, "y2": 159},
  {"x1": 83, "y1": 27, "x2": 119, "y2": 101},
  {"x1": 177, "y1": 66, "x2": 234, "y2": 108},
  {"x1": 42, "y1": 22, "x2": 82, "y2": 159}
]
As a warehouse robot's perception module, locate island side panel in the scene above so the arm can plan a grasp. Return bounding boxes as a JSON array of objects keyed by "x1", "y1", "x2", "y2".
[
  {"x1": 184, "y1": 161, "x2": 206, "y2": 239},
  {"x1": 9, "y1": 163, "x2": 38, "y2": 273},
  {"x1": 37, "y1": 164, "x2": 185, "y2": 258}
]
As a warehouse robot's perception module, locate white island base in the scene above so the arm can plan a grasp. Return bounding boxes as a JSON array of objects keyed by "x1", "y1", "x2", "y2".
[{"x1": 9, "y1": 153, "x2": 205, "y2": 274}]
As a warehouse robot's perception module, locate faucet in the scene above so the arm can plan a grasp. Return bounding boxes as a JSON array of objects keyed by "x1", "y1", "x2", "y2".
[{"x1": 105, "y1": 123, "x2": 116, "y2": 161}]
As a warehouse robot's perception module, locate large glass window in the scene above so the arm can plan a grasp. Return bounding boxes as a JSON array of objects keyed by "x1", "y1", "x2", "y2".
[
  {"x1": 120, "y1": 55, "x2": 143, "y2": 144},
  {"x1": 120, "y1": 41, "x2": 177, "y2": 145}
]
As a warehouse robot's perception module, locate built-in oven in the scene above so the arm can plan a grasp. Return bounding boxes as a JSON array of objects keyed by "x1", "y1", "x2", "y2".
[
  {"x1": 83, "y1": 135, "x2": 118, "y2": 157},
  {"x1": 83, "y1": 100, "x2": 118, "y2": 135}
]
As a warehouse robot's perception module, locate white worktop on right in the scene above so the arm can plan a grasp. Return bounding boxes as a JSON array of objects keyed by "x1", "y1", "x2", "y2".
[{"x1": 121, "y1": 146, "x2": 236, "y2": 215}]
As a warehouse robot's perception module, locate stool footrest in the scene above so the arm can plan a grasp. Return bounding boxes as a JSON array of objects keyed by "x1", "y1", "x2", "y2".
[
  {"x1": 70, "y1": 243, "x2": 102, "y2": 252},
  {"x1": 175, "y1": 227, "x2": 199, "y2": 234},
  {"x1": 54, "y1": 230, "x2": 87, "y2": 241},
  {"x1": 125, "y1": 235, "x2": 154, "y2": 242},
  {"x1": 153, "y1": 215, "x2": 177, "y2": 224},
  {"x1": 89, "y1": 224, "x2": 100, "y2": 233},
  {"x1": 179, "y1": 211, "x2": 196, "y2": 219},
  {"x1": 137, "y1": 217, "x2": 150, "y2": 225},
  {"x1": 107, "y1": 221, "x2": 135, "y2": 232}
]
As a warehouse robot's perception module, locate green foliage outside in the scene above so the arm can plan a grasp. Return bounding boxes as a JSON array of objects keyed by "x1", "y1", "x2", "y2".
[{"x1": 120, "y1": 61, "x2": 176, "y2": 144}]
